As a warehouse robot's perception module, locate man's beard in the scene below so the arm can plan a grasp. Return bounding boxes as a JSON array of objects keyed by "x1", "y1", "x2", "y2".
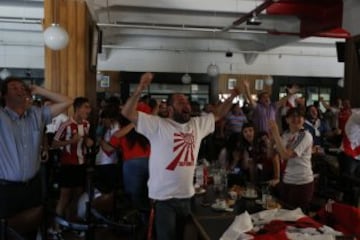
[{"x1": 172, "y1": 111, "x2": 191, "y2": 123}]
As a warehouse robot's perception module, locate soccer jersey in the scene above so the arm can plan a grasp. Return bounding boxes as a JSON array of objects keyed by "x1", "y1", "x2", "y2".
[
  {"x1": 95, "y1": 123, "x2": 120, "y2": 165},
  {"x1": 342, "y1": 112, "x2": 360, "y2": 160},
  {"x1": 54, "y1": 118, "x2": 90, "y2": 165},
  {"x1": 136, "y1": 112, "x2": 215, "y2": 200},
  {"x1": 281, "y1": 129, "x2": 314, "y2": 185}
]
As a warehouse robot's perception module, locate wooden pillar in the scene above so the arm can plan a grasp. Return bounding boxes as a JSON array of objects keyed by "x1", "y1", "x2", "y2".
[
  {"x1": 44, "y1": 0, "x2": 96, "y2": 107},
  {"x1": 344, "y1": 35, "x2": 360, "y2": 108}
]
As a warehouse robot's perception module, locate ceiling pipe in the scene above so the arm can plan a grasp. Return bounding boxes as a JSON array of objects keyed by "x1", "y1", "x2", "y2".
[
  {"x1": 97, "y1": 23, "x2": 267, "y2": 34},
  {"x1": 222, "y1": 0, "x2": 277, "y2": 32},
  {"x1": 0, "y1": 17, "x2": 42, "y2": 24},
  {"x1": 101, "y1": 45, "x2": 337, "y2": 58}
]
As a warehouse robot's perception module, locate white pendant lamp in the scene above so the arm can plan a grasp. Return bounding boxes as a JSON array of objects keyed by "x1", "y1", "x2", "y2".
[
  {"x1": 43, "y1": 0, "x2": 69, "y2": 50},
  {"x1": 265, "y1": 76, "x2": 274, "y2": 86},
  {"x1": 0, "y1": 68, "x2": 11, "y2": 80},
  {"x1": 207, "y1": 63, "x2": 220, "y2": 77},
  {"x1": 181, "y1": 73, "x2": 192, "y2": 84}
]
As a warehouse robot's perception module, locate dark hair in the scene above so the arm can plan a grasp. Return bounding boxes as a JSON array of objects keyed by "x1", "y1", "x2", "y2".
[
  {"x1": 286, "y1": 107, "x2": 305, "y2": 118},
  {"x1": 257, "y1": 91, "x2": 269, "y2": 101},
  {"x1": 73, "y1": 97, "x2": 89, "y2": 111},
  {"x1": 100, "y1": 106, "x2": 119, "y2": 119},
  {"x1": 117, "y1": 114, "x2": 149, "y2": 151},
  {"x1": 105, "y1": 96, "x2": 120, "y2": 108},
  {"x1": 241, "y1": 122, "x2": 256, "y2": 133},
  {"x1": 0, "y1": 77, "x2": 24, "y2": 97}
]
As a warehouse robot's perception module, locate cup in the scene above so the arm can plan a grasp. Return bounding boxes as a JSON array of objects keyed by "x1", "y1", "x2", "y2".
[{"x1": 265, "y1": 195, "x2": 273, "y2": 208}]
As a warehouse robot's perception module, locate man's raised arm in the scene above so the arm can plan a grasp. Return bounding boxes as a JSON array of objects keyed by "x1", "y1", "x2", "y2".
[
  {"x1": 121, "y1": 72, "x2": 153, "y2": 124},
  {"x1": 213, "y1": 88, "x2": 240, "y2": 121},
  {"x1": 31, "y1": 85, "x2": 72, "y2": 117}
]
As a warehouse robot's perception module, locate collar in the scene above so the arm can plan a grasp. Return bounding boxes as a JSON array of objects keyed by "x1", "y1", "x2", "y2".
[{"x1": 4, "y1": 106, "x2": 29, "y2": 120}]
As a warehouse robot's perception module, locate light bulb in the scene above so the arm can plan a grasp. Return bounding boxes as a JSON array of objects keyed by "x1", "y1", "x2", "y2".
[
  {"x1": 181, "y1": 73, "x2": 192, "y2": 84},
  {"x1": 207, "y1": 63, "x2": 220, "y2": 77},
  {"x1": 44, "y1": 23, "x2": 69, "y2": 50}
]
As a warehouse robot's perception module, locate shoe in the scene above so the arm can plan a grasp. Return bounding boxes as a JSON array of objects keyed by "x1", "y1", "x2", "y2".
[{"x1": 47, "y1": 229, "x2": 64, "y2": 240}]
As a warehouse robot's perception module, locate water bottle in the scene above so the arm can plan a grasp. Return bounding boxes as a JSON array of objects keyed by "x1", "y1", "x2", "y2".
[{"x1": 195, "y1": 165, "x2": 204, "y2": 187}]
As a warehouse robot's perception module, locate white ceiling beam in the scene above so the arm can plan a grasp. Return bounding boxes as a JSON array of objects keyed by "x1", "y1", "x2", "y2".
[
  {"x1": 0, "y1": 5, "x2": 43, "y2": 19},
  {"x1": 93, "y1": 0, "x2": 261, "y2": 14},
  {"x1": 97, "y1": 12, "x2": 300, "y2": 34}
]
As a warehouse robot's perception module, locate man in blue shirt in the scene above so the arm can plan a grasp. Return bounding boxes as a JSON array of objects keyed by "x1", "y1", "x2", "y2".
[{"x1": 0, "y1": 77, "x2": 72, "y2": 237}]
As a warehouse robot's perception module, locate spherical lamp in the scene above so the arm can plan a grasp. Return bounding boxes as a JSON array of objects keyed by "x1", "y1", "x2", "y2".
[
  {"x1": 265, "y1": 76, "x2": 274, "y2": 86},
  {"x1": 43, "y1": 23, "x2": 69, "y2": 50},
  {"x1": 181, "y1": 73, "x2": 192, "y2": 84},
  {"x1": 207, "y1": 63, "x2": 220, "y2": 77},
  {"x1": 0, "y1": 68, "x2": 11, "y2": 80},
  {"x1": 337, "y1": 78, "x2": 344, "y2": 88}
]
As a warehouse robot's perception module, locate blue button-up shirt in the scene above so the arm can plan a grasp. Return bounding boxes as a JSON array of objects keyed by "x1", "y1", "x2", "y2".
[{"x1": 0, "y1": 106, "x2": 52, "y2": 181}]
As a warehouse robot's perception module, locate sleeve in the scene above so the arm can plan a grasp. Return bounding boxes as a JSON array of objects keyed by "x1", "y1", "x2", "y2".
[
  {"x1": 345, "y1": 112, "x2": 360, "y2": 149},
  {"x1": 109, "y1": 135, "x2": 120, "y2": 148},
  {"x1": 293, "y1": 131, "x2": 313, "y2": 157},
  {"x1": 136, "y1": 111, "x2": 160, "y2": 138},
  {"x1": 195, "y1": 113, "x2": 215, "y2": 139},
  {"x1": 41, "y1": 106, "x2": 52, "y2": 125}
]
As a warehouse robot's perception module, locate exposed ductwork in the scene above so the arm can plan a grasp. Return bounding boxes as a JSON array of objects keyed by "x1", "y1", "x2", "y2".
[
  {"x1": 223, "y1": 0, "x2": 349, "y2": 39},
  {"x1": 267, "y1": 0, "x2": 350, "y2": 38}
]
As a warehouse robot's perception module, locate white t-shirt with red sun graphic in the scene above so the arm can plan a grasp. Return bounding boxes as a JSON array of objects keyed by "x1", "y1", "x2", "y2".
[{"x1": 137, "y1": 112, "x2": 215, "y2": 200}]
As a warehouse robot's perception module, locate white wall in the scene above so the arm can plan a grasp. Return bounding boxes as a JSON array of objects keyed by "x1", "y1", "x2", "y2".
[
  {"x1": 97, "y1": 45, "x2": 344, "y2": 77},
  {"x1": 0, "y1": 41, "x2": 344, "y2": 77}
]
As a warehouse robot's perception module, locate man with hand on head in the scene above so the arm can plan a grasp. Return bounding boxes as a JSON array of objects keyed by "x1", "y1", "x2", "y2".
[
  {"x1": 0, "y1": 77, "x2": 72, "y2": 238},
  {"x1": 121, "y1": 72, "x2": 240, "y2": 240}
]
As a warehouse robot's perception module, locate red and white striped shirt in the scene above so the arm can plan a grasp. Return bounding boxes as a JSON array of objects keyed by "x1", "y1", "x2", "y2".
[{"x1": 54, "y1": 118, "x2": 90, "y2": 165}]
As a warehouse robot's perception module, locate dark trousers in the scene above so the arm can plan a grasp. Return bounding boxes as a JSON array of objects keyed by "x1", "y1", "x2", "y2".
[
  {"x1": 154, "y1": 198, "x2": 191, "y2": 240},
  {"x1": 0, "y1": 174, "x2": 42, "y2": 218},
  {"x1": 278, "y1": 181, "x2": 314, "y2": 211}
]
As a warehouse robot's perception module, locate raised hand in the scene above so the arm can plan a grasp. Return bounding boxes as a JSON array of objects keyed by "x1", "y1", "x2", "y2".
[
  {"x1": 242, "y1": 79, "x2": 250, "y2": 89},
  {"x1": 135, "y1": 72, "x2": 153, "y2": 94}
]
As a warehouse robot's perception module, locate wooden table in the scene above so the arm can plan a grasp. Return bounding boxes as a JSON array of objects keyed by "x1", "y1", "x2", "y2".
[{"x1": 191, "y1": 187, "x2": 263, "y2": 240}]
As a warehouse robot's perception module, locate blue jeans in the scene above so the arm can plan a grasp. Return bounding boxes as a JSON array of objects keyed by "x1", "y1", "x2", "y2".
[
  {"x1": 122, "y1": 157, "x2": 149, "y2": 211},
  {"x1": 155, "y1": 198, "x2": 191, "y2": 240}
]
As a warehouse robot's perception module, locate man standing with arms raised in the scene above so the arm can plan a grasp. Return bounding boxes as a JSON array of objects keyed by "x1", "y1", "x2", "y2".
[{"x1": 122, "y1": 72, "x2": 239, "y2": 240}]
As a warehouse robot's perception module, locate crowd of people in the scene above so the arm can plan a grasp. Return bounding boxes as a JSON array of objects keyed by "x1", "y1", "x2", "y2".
[{"x1": 0, "y1": 74, "x2": 360, "y2": 240}]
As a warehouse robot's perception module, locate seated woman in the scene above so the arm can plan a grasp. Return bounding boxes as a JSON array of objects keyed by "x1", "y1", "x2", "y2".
[
  {"x1": 240, "y1": 123, "x2": 280, "y2": 184},
  {"x1": 219, "y1": 122, "x2": 280, "y2": 185},
  {"x1": 269, "y1": 108, "x2": 314, "y2": 211}
]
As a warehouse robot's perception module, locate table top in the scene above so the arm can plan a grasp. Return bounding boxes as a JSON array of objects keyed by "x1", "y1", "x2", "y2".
[{"x1": 191, "y1": 187, "x2": 263, "y2": 240}]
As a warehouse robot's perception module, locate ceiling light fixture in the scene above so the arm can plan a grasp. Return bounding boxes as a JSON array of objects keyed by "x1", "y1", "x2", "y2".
[
  {"x1": 0, "y1": 68, "x2": 11, "y2": 80},
  {"x1": 246, "y1": 12, "x2": 262, "y2": 26},
  {"x1": 1, "y1": 46, "x2": 11, "y2": 80},
  {"x1": 43, "y1": 0, "x2": 69, "y2": 50},
  {"x1": 181, "y1": 51, "x2": 192, "y2": 84},
  {"x1": 207, "y1": 63, "x2": 220, "y2": 77}
]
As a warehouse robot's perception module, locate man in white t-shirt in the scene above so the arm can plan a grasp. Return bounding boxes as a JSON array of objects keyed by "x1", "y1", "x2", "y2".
[{"x1": 121, "y1": 72, "x2": 239, "y2": 240}]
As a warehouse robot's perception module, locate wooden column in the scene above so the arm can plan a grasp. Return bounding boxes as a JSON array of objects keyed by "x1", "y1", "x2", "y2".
[
  {"x1": 344, "y1": 35, "x2": 360, "y2": 108},
  {"x1": 44, "y1": 0, "x2": 96, "y2": 106}
]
